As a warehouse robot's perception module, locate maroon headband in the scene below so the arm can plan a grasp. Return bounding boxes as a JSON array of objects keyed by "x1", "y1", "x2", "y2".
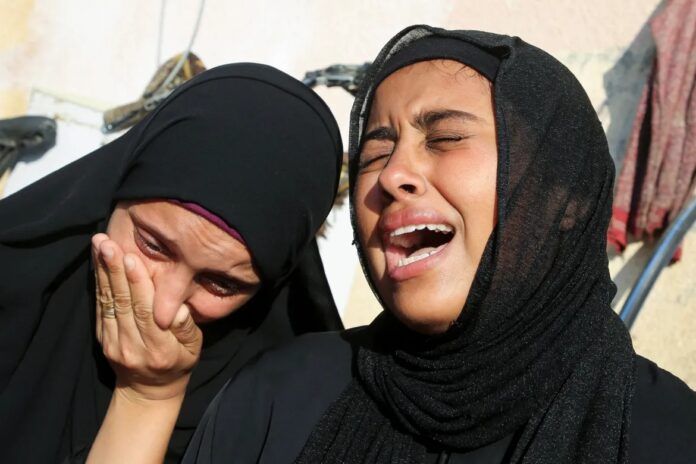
[{"x1": 170, "y1": 200, "x2": 246, "y2": 245}]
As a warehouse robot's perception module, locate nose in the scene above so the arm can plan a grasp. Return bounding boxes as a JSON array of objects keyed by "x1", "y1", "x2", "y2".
[
  {"x1": 151, "y1": 265, "x2": 194, "y2": 329},
  {"x1": 377, "y1": 142, "x2": 426, "y2": 201}
]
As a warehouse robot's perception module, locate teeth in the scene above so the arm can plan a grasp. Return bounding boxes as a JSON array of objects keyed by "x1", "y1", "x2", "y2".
[
  {"x1": 390, "y1": 223, "x2": 453, "y2": 237},
  {"x1": 397, "y1": 245, "x2": 445, "y2": 267}
]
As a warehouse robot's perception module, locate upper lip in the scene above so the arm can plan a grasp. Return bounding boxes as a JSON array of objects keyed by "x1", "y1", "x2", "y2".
[{"x1": 380, "y1": 208, "x2": 454, "y2": 244}]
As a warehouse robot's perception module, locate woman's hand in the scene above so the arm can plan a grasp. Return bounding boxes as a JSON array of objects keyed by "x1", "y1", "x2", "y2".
[
  {"x1": 88, "y1": 233, "x2": 203, "y2": 463},
  {"x1": 91, "y1": 233, "x2": 203, "y2": 401}
]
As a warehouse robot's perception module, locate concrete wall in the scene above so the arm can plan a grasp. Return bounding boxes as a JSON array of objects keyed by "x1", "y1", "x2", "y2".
[{"x1": 2, "y1": 0, "x2": 694, "y2": 388}]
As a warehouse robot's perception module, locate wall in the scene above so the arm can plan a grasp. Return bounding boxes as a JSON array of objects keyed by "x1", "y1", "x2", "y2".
[{"x1": 2, "y1": 0, "x2": 694, "y2": 388}]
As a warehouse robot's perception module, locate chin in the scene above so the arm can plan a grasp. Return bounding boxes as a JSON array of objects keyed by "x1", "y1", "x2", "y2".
[
  {"x1": 391, "y1": 307, "x2": 456, "y2": 335},
  {"x1": 378, "y1": 285, "x2": 461, "y2": 335}
]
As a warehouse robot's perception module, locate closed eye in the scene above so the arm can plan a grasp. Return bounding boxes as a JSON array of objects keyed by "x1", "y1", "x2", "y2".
[
  {"x1": 196, "y1": 274, "x2": 243, "y2": 298},
  {"x1": 426, "y1": 134, "x2": 470, "y2": 151},
  {"x1": 358, "y1": 138, "x2": 395, "y2": 172},
  {"x1": 430, "y1": 136, "x2": 463, "y2": 143},
  {"x1": 133, "y1": 228, "x2": 170, "y2": 259},
  {"x1": 358, "y1": 153, "x2": 390, "y2": 171}
]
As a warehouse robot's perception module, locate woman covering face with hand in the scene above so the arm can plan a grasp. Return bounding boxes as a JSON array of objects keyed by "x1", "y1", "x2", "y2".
[{"x1": 0, "y1": 63, "x2": 343, "y2": 463}]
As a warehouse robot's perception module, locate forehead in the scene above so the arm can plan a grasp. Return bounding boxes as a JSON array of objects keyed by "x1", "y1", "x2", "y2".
[
  {"x1": 368, "y1": 59, "x2": 493, "y2": 121},
  {"x1": 130, "y1": 200, "x2": 255, "y2": 268}
]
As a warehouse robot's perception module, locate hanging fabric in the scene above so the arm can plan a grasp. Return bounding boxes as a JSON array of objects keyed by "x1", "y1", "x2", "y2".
[{"x1": 608, "y1": 0, "x2": 696, "y2": 258}]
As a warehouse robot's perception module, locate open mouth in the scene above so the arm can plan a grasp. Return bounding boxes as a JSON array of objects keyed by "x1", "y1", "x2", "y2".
[{"x1": 387, "y1": 223, "x2": 454, "y2": 267}]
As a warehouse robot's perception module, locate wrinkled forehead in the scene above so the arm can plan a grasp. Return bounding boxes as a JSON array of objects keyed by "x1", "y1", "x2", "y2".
[
  {"x1": 366, "y1": 59, "x2": 494, "y2": 124},
  {"x1": 357, "y1": 35, "x2": 499, "y2": 142}
]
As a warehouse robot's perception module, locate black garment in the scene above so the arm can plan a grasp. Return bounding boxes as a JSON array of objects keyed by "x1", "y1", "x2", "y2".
[
  {"x1": 182, "y1": 330, "x2": 696, "y2": 463},
  {"x1": 295, "y1": 26, "x2": 635, "y2": 463},
  {"x1": 0, "y1": 63, "x2": 343, "y2": 463}
]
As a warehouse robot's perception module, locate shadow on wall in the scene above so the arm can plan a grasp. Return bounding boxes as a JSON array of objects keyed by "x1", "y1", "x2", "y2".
[
  {"x1": 600, "y1": 0, "x2": 665, "y2": 170},
  {"x1": 610, "y1": 242, "x2": 655, "y2": 308},
  {"x1": 601, "y1": 0, "x2": 665, "y2": 309}
]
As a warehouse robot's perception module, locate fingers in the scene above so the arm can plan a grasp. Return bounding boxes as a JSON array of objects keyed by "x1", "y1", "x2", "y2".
[
  {"x1": 123, "y1": 252, "x2": 169, "y2": 348},
  {"x1": 102, "y1": 241, "x2": 131, "y2": 318},
  {"x1": 170, "y1": 304, "x2": 203, "y2": 355},
  {"x1": 92, "y1": 235, "x2": 104, "y2": 342},
  {"x1": 97, "y1": 240, "x2": 143, "y2": 354},
  {"x1": 92, "y1": 234, "x2": 116, "y2": 345},
  {"x1": 90, "y1": 234, "x2": 202, "y2": 394}
]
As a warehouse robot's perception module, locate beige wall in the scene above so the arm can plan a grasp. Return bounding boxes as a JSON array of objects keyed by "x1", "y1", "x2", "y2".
[{"x1": 3, "y1": 0, "x2": 694, "y2": 388}]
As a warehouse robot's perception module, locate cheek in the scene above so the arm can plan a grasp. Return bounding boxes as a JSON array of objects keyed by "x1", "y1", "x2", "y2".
[
  {"x1": 465, "y1": 161, "x2": 497, "y2": 244},
  {"x1": 106, "y1": 217, "x2": 141, "y2": 256},
  {"x1": 353, "y1": 176, "x2": 381, "y2": 246},
  {"x1": 440, "y1": 151, "x2": 497, "y2": 229},
  {"x1": 106, "y1": 227, "x2": 164, "y2": 285},
  {"x1": 190, "y1": 292, "x2": 254, "y2": 322},
  {"x1": 110, "y1": 230, "x2": 158, "y2": 275}
]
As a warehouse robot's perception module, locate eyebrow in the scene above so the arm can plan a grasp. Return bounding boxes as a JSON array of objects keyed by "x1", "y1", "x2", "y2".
[
  {"x1": 414, "y1": 109, "x2": 484, "y2": 130},
  {"x1": 361, "y1": 108, "x2": 484, "y2": 144},
  {"x1": 361, "y1": 126, "x2": 397, "y2": 143}
]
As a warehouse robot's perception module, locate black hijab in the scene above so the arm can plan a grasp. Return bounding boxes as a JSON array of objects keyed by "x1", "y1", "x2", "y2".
[
  {"x1": 296, "y1": 26, "x2": 635, "y2": 463},
  {"x1": 0, "y1": 63, "x2": 343, "y2": 463}
]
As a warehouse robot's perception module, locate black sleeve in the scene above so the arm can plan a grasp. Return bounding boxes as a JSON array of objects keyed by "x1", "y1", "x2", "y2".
[
  {"x1": 183, "y1": 331, "x2": 355, "y2": 464},
  {"x1": 628, "y1": 355, "x2": 696, "y2": 464},
  {"x1": 182, "y1": 364, "x2": 273, "y2": 463}
]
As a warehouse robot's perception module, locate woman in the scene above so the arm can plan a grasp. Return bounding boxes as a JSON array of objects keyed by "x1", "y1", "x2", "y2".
[
  {"x1": 0, "y1": 63, "x2": 343, "y2": 463},
  {"x1": 90, "y1": 26, "x2": 696, "y2": 463}
]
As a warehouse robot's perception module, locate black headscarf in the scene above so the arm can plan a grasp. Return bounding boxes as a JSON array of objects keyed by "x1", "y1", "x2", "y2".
[
  {"x1": 296, "y1": 26, "x2": 635, "y2": 463},
  {"x1": 0, "y1": 63, "x2": 344, "y2": 463}
]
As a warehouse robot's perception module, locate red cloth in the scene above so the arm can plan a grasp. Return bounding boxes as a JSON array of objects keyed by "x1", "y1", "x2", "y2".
[{"x1": 608, "y1": 0, "x2": 696, "y2": 256}]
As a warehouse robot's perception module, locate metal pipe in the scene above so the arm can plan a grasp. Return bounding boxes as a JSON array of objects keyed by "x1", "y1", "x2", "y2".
[{"x1": 619, "y1": 195, "x2": 696, "y2": 328}]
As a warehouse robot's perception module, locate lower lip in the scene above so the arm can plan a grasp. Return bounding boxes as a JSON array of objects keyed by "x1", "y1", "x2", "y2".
[{"x1": 385, "y1": 241, "x2": 451, "y2": 281}]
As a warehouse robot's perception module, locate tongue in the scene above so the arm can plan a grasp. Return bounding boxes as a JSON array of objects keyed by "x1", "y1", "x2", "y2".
[
  {"x1": 385, "y1": 229, "x2": 454, "y2": 271},
  {"x1": 393, "y1": 229, "x2": 453, "y2": 248},
  {"x1": 385, "y1": 244, "x2": 409, "y2": 270}
]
